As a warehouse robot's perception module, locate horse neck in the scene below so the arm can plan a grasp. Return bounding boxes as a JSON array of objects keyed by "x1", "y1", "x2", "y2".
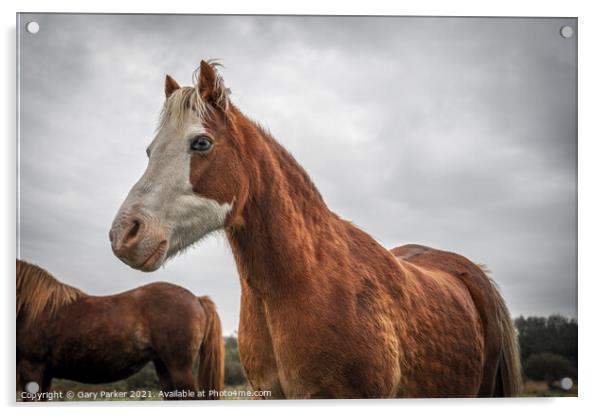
[{"x1": 226, "y1": 115, "x2": 397, "y2": 298}]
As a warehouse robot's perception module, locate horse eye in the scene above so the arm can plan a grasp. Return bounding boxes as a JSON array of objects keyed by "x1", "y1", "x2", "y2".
[{"x1": 190, "y1": 135, "x2": 213, "y2": 152}]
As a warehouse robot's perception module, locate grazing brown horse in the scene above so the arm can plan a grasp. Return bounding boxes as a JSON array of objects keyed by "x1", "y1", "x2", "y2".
[
  {"x1": 16, "y1": 260, "x2": 224, "y2": 400},
  {"x1": 109, "y1": 61, "x2": 522, "y2": 398}
]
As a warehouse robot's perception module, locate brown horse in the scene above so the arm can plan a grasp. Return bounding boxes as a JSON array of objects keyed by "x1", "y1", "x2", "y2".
[
  {"x1": 109, "y1": 61, "x2": 522, "y2": 398},
  {"x1": 16, "y1": 260, "x2": 224, "y2": 401}
]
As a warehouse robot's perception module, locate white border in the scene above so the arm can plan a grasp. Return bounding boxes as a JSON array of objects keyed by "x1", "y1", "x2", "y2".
[{"x1": 3, "y1": 1, "x2": 601, "y2": 414}]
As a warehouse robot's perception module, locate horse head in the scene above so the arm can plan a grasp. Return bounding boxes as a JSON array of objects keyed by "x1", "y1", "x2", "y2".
[{"x1": 109, "y1": 61, "x2": 250, "y2": 271}]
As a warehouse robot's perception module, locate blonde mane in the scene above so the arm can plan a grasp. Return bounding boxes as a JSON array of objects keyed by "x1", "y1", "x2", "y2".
[
  {"x1": 158, "y1": 61, "x2": 229, "y2": 129},
  {"x1": 17, "y1": 260, "x2": 85, "y2": 323}
]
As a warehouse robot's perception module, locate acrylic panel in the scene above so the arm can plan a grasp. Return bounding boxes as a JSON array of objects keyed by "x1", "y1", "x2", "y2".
[{"x1": 16, "y1": 14, "x2": 577, "y2": 401}]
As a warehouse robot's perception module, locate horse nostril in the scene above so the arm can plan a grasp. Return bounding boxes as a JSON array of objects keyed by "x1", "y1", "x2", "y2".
[{"x1": 125, "y1": 219, "x2": 141, "y2": 245}]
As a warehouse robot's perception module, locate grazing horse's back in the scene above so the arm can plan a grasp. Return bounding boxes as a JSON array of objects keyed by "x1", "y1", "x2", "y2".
[{"x1": 391, "y1": 244, "x2": 522, "y2": 397}]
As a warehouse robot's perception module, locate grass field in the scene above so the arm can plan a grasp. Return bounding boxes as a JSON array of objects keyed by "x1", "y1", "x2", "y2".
[{"x1": 520, "y1": 380, "x2": 577, "y2": 397}]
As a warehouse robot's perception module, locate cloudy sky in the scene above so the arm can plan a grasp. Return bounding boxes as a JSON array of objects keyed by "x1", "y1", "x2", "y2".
[{"x1": 18, "y1": 14, "x2": 577, "y2": 334}]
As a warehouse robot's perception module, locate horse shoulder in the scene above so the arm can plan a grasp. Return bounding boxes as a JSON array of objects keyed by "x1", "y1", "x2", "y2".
[{"x1": 237, "y1": 280, "x2": 285, "y2": 397}]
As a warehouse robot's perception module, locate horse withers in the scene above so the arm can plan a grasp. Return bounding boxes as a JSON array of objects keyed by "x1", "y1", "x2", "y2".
[{"x1": 16, "y1": 260, "x2": 224, "y2": 401}]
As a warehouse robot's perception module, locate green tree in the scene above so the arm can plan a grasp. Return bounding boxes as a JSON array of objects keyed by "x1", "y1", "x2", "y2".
[
  {"x1": 523, "y1": 353, "x2": 576, "y2": 383},
  {"x1": 514, "y1": 314, "x2": 577, "y2": 382},
  {"x1": 224, "y1": 336, "x2": 247, "y2": 386}
]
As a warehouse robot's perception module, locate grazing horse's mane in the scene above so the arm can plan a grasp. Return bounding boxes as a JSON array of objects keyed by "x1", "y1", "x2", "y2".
[{"x1": 16, "y1": 260, "x2": 85, "y2": 323}]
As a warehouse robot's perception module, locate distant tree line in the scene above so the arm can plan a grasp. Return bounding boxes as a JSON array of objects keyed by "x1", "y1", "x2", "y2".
[
  {"x1": 514, "y1": 314, "x2": 577, "y2": 383},
  {"x1": 224, "y1": 335, "x2": 247, "y2": 386}
]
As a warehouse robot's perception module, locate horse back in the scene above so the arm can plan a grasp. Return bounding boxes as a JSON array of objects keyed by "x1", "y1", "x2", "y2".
[
  {"x1": 391, "y1": 244, "x2": 504, "y2": 396},
  {"x1": 29, "y1": 281, "x2": 205, "y2": 382}
]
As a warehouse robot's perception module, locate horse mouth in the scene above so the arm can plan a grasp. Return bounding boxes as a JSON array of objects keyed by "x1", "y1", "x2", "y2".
[{"x1": 138, "y1": 240, "x2": 168, "y2": 272}]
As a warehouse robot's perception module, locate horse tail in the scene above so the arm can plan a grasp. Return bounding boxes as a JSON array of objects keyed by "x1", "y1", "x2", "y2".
[
  {"x1": 197, "y1": 296, "x2": 225, "y2": 399},
  {"x1": 488, "y1": 279, "x2": 523, "y2": 397}
]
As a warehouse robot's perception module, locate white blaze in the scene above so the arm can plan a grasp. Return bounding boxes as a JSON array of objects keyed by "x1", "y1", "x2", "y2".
[{"x1": 116, "y1": 109, "x2": 232, "y2": 260}]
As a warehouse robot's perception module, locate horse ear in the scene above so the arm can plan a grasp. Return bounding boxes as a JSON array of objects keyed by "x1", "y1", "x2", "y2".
[
  {"x1": 196, "y1": 60, "x2": 229, "y2": 112},
  {"x1": 165, "y1": 75, "x2": 181, "y2": 98}
]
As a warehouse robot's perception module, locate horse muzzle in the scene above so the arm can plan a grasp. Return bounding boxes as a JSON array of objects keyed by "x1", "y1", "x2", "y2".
[{"x1": 109, "y1": 213, "x2": 168, "y2": 272}]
